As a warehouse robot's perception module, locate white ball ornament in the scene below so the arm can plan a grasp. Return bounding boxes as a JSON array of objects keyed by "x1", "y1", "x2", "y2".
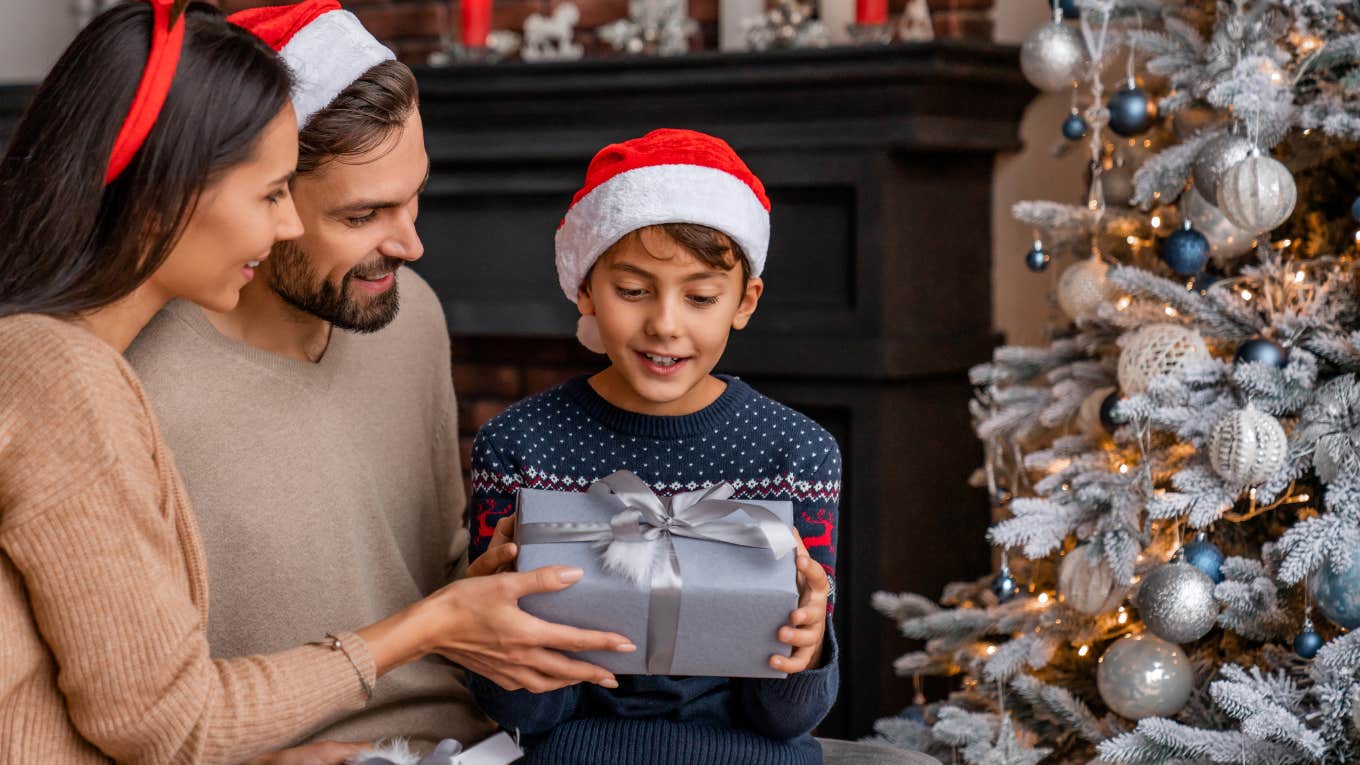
[
  {"x1": 1020, "y1": 21, "x2": 1086, "y2": 93},
  {"x1": 1097, "y1": 633, "x2": 1194, "y2": 719},
  {"x1": 1207, "y1": 404, "x2": 1287, "y2": 487},
  {"x1": 1059, "y1": 543, "x2": 1128, "y2": 615},
  {"x1": 1057, "y1": 256, "x2": 1113, "y2": 321},
  {"x1": 1217, "y1": 154, "x2": 1297, "y2": 234},
  {"x1": 1116, "y1": 324, "x2": 1211, "y2": 396}
]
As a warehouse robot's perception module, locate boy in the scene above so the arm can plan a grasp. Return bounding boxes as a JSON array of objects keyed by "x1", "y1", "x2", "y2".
[{"x1": 467, "y1": 129, "x2": 841, "y2": 765}]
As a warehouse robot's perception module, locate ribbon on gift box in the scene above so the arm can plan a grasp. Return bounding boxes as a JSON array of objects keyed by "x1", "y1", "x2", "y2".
[
  {"x1": 517, "y1": 470, "x2": 798, "y2": 674},
  {"x1": 351, "y1": 731, "x2": 523, "y2": 765}
]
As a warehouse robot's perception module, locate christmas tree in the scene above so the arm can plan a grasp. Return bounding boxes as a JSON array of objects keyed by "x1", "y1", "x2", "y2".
[{"x1": 867, "y1": 2, "x2": 1360, "y2": 763}]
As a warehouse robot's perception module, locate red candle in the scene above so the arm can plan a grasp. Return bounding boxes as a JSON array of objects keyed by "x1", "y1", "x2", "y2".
[
  {"x1": 461, "y1": 0, "x2": 491, "y2": 48},
  {"x1": 856, "y1": 0, "x2": 887, "y2": 24}
]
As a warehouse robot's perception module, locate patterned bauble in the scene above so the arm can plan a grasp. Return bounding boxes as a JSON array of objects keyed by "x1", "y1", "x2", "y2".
[
  {"x1": 1313, "y1": 543, "x2": 1360, "y2": 629},
  {"x1": 1207, "y1": 404, "x2": 1287, "y2": 487},
  {"x1": 1101, "y1": 164, "x2": 1136, "y2": 208},
  {"x1": 1077, "y1": 386, "x2": 1118, "y2": 437},
  {"x1": 1183, "y1": 187, "x2": 1256, "y2": 263},
  {"x1": 1025, "y1": 240, "x2": 1051, "y2": 272},
  {"x1": 1181, "y1": 535, "x2": 1225, "y2": 584},
  {"x1": 991, "y1": 570, "x2": 1019, "y2": 603},
  {"x1": 1020, "y1": 21, "x2": 1086, "y2": 92},
  {"x1": 1161, "y1": 221, "x2": 1210, "y2": 276},
  {"x1": 1107, "y1": 81, "x2": 1156, "y2": 137},
  {"x1": 1062, "y1": 112, "x2": 1088, "y2": 141},
  {"x1": 1294, "y1": 621, "x2": 1324, "y2": 659},
  {"x1": 1218, "y1": 154, "x2": 1297, "y2": 234},
  {"x1": 1136, "y1": 560, "x2": 1218, "y2": 643},
  {"x1": 1234, "y1": 337, "x2": 1289, "y2": 369},
  {"x1": 1192, "y1": 133, "x2": 1255, "y2": 207},
  {"x1": 1116, "y1": 323, "x2": 1210, "y2": 396},
  {"x1": 1097, "y1": 633, "x2": 1194, "y2": 719},
  {"x1": 1059, "y1": 543, "x2": 1128, "y2": 615},
  {"x1": 1057, "y1": 256, "x2": 1113, "y2": 321}
]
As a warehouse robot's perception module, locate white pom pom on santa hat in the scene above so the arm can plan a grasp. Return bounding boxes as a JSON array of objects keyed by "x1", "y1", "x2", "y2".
[
  {"x1": 555, "y1": 129, "x2": 771, "y2": 353},
  {"x1": 229, "y1": 0, "x2": 395, "y2": 130}
]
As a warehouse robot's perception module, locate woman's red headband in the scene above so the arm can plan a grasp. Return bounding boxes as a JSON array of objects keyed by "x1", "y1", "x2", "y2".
[{"x1": 104, "y1": 0, "x2": 187, "y2": 186}]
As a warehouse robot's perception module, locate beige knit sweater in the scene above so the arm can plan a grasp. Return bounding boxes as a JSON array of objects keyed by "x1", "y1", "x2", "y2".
[{"x1": 0, "y1": 313, "x2": 376, "y2": 764}]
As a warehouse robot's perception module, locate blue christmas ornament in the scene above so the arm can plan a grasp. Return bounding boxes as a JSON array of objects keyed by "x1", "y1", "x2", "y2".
[
  {"x1": 1350, "y1": 195, "x2": 1360, "y2": 222},
  {"x1": 1098, "y1": 391, "x2": 1121, "y2": 431},
  {"x1": 991, "y1": 571, "x2": 1019, "y2": 602},
  {"x1": 1234, "y1": 337, "x2": 1289, "y2": 369},
  {"x1": 1062, "y1": 112, "x2": 1088, "y2": 141},
  {"x1": 1108, "y1": 81, "x2": 1155, "y2": 137},
  {"x1": 1294, "y1": 623, "x2": 1324, "y2": 659},
  {"x1": 1187, "y1": 273, "x2": 1219, "y2": 294},
  {"x1": 1181, "y1": 535, "x2": 1225, "y2": 584},
  {"x1": 1025, "y1": 240, "x2": 1051, "y2": 272},
  {"x1": 1314, "y1": 544, "x2": 1360, "y2": 629},
  {"x1": 1162, "y1": 222, "x2": 1210, "y2": 276}
]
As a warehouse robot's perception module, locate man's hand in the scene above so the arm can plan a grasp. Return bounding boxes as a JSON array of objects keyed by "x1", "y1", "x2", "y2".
[
  {"x1": 244, "y1": 741, "x2": 371, "y2": 765},
  {"x1": 466, "y1": 515, "x2": 517, "y2": 577},
  {"x1": 770, "y1": 532, "x2": 829, "y2": 674}
]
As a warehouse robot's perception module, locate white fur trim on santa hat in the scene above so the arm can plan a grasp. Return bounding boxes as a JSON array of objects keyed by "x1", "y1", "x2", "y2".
[
  {"x1": 279, "y1": 10, "x2": 395, "y2": 129},
  {"x1": 554, "y1": 163, "x2": 770, "y2": 303}
]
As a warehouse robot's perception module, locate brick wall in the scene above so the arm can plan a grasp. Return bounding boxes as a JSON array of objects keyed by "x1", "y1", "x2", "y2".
[{"x1": 214, "y1": 0, "x2": 994, "y2": 65}]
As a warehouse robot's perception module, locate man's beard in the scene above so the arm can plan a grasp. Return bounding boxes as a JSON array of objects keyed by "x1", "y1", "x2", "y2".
[{"x1": 267, "y1": 241, "x2": 402, "y2": 333}]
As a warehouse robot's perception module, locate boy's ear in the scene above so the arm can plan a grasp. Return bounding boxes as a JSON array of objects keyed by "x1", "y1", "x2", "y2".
[
  {"x1": 731, "y1": 276, "x2": 764, "y2": 331},
  {"x1": 577, "y1": 284, "x2": 596, "y2": 316}
]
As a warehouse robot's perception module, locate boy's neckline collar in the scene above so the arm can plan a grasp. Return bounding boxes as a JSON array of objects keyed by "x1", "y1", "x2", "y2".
[{"x1": 563, "y1": 373, "x2": 751, "y2": 439}]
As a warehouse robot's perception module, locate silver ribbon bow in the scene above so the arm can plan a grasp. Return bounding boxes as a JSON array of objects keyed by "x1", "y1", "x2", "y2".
[{"x1": 517, "y1": 470, "x2": 797, "y2": 674}]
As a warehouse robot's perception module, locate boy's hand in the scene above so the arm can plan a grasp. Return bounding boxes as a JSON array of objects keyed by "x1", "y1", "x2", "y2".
[
  {"x1": 770, "y1": 531, "x2": 830, "y2": 674},
  {"x1": 467, "y1": 515, "x2": 517, "y2": 578}
]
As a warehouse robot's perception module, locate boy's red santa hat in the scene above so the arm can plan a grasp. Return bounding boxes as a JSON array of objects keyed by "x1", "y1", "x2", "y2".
[
  {"x1": 556, "y1": 129, "x2": 771, "y2": 352},
  {"x1": 229, "y1": 0, "x2": 394, "y2": 130}
]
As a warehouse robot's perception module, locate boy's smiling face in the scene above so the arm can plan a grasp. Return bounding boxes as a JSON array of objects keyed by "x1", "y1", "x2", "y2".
[{"x1": 579, "y1": 226, "x2": 763, "y2": 416}]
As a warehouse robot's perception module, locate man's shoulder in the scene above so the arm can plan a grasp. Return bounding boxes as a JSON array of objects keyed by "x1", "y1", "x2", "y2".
[{"x1": 125, "y1": 301, "x2": 219, "y2": 389}]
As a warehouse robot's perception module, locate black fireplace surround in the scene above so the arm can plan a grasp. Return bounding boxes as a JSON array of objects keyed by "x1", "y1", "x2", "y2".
[{"x1": 0, "y1": 41, "x2": 1031, "y2": 738}]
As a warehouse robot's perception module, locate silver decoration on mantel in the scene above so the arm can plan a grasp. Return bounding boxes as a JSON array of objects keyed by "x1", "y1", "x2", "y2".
[
  {"x1": 1191, "y1": 133, "x2": 1255, "y2": 207},
  {"x1": 897, "y1": 0, "x2": 934, "y2": 42},
  {"x1": 743, "y1": 0, "x2": 830, "y2": 52},
  {"x1": 426, "y1": 31, "x2": 524, "y2": 65},
  {"x1": 599, "y1": 0, "x2": 698, "y2": 56},
  {"x1": 1136, "y1": 560, "x2": 1219, "y2": 643},
  {"x1": 523, "y1": 3, "x2": 584, "y2": 61}
]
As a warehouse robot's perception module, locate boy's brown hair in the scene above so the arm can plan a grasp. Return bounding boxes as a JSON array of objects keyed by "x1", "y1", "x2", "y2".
[{"x1": 595, "y1": 223, "x2": 752, "y2": 284}]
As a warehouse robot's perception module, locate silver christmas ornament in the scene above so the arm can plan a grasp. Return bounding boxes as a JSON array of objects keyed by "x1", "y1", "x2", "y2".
[
  {"x1": 1218, "y1": 154, "x2": 1297, "y2": 234},
  {"x1": 1183, "y1": 187, "x2": 1256, "y2": 263},
  {"x1": 1057, "y1": 256, "x2": 1113, "y2": 321},
  {"x1": 1059, "y1": 543, "x2": 1128, "y2": 615},
  {"x1": 1192, "y1": 134, "x2": 1255, "y2": 207},
  {"x1": 1207, "y1": 404, "x2": 1287, "y2": 487},
  {"x1": 1136, "y1": 560, "x2": 1218, "y2": 643},
  {"x1": 1116, "y1": 323, "x2": 1210, "y2": 396},
  {"x1": 1020, "y1": 21, "x2": 1086, "y2": 93},
  {"x1": 1097, "y1": 633, "x2": 1194, "y2": 719}
]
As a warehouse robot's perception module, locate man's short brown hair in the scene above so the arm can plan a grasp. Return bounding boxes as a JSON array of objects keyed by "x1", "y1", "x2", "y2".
[{"x1": 296, "y1": 60, "x2": 418, "y2": 175}]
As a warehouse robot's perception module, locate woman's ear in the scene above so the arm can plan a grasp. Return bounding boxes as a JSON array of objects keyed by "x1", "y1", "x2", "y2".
[{"x1": 731, "y1": 276, "x2": 764, "y2": 331}]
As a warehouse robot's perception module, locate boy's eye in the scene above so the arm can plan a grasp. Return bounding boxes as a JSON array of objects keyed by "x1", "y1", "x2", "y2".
[
  {"x1": 346, "y1": 210, "x2": 379, "y2": 227},
  {"x1": 615, "y1": 287, "x2": 648, "y2": 300},
  {"x1": 688, "y1": 294, "x2": 721, "y2": 307}
]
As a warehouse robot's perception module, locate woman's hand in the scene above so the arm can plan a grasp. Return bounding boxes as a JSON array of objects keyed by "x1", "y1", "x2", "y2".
[
  {"x1": 358, "y1": 560, "x2": 636, "y2": 694},
  {"x1": 770, "y1": 532, "x2": 830, "y2": 674},
  {"x1": 466, "y1": 515, "x2": 517, "y2": 578},
  {"x1": 244, "y1": 740, "x2": 371, "y2": 765}
]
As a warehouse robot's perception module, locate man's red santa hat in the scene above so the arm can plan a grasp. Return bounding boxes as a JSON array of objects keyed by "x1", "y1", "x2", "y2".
[
  {"x1": 556, "y1": 129, "x2": 771, "y2": 352},
  {"x1": 229, "y1": 0, "x2": 395, "y2": 130}
]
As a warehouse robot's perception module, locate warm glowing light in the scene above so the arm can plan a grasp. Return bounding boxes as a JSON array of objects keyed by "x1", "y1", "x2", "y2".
[
  {"x1": 986, "y1": 644, "x2": 998, "y2": 655},
  {"x1": 1164, "y1": 306, "x2": 1178, "y2": 317},
  {"x1": 1127, "y1": 235, "x2": 1138, "y2": 245},
  {"x1": 1119, "y1": 463, "x2": 1130, "y2": 474},
  {"x1": 1117, "y1": 296, "x2": 1132, "y2": 310},
  {"x1": 1118, "y1": 610, "x2": 1129, "y2": 625},
  {"x1": 1038, "y1": 593, "x2": 1051, "y2": 605},
  {"x1": 1078, "y1": 644, "x2": 1090, "y2": 657},
  {"x1": 1295, "y1": 270, "x2": 1306, "y2": 283},
  {"x1": 1279, "y1": 239, "x2": 1293, "y2": 248},
  {"x1": 1297, "y1": 493, "x2": 1310, "y2": 502},
  {"x1": 1241, "y1": 289, "x2": 1254, "y2": 301},
  {"x1": 1304, "y1": 128, "x2": 1313, "y2": 136},
  {"x1": 1150, "y1": 215, "x2": 1162, "y2": 228}
]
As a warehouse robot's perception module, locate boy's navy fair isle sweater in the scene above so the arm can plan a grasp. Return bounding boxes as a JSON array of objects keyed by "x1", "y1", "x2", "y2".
[{"x1": 466, "y1": 374, "x2": 842, "y2": 765}]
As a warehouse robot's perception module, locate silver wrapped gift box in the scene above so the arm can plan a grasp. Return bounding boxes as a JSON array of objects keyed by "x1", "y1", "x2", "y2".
[{"x1": 513, "y1": 472, "x2": 799, "y2": 678}]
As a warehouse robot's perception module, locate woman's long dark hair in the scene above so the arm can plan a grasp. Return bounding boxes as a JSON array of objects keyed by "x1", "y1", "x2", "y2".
[{"x1": 0, "y1": 2, "x2": 291, "y2": 317}]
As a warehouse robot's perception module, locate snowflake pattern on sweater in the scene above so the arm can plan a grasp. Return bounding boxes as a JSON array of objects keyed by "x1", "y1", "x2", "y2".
[{"x1": 469, "y1": 374, "x2": 841, "y2": 580}]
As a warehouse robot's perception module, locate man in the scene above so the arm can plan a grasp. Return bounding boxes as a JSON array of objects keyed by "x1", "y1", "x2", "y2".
[{"x1": 128, "y1": 2, "x2": 621, "y2": 758}]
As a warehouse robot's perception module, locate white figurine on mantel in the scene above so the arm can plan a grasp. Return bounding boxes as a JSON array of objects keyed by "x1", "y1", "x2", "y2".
[
  {"x1": 523, "y1": 3, "x2": 585, "y2": 61},
  {"x1": 898, "y1": 0, "x2": 934, "y2": 41}
]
